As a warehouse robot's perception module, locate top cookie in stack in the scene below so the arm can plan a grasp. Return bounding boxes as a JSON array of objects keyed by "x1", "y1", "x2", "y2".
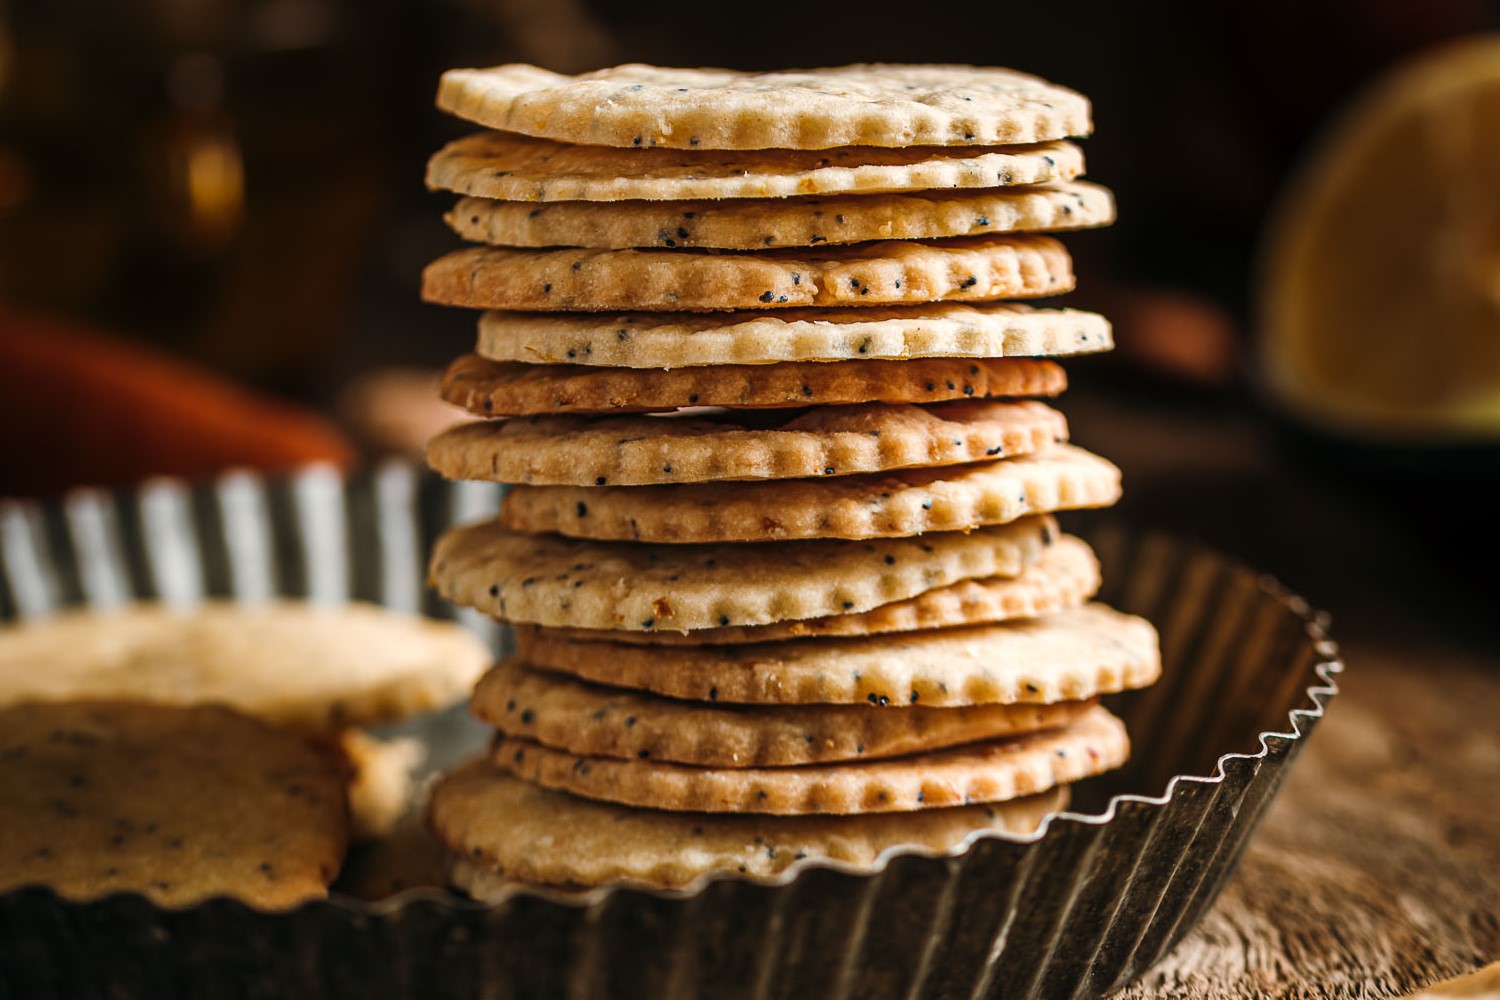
[{"x1": 421, "y1": 64, "x2": 1160, "y2": 892}]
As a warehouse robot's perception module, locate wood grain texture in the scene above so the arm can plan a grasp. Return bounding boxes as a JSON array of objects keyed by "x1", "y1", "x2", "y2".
[
  {"x1": 1116, "y1": 647, "x2": 1500, "y2": 999},
  {"x1": 1063, "y1": 387, "x2": 1500, "y2": 1000}
]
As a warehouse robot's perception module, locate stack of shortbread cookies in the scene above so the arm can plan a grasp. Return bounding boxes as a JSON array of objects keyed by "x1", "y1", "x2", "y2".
[{"x1": 421, "y1": 64, "x2": 1161, "y2": 892}]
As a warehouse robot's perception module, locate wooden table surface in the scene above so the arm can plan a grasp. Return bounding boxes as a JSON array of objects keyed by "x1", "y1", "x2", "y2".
[{"x1": 1063, "y1": 381, "x2": 1500, "y2": 999}]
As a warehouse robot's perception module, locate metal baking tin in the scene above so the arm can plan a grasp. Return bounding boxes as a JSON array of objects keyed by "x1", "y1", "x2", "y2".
[{"x1": 0, "y1": 463, "x2": 1341, "y2": 1000}]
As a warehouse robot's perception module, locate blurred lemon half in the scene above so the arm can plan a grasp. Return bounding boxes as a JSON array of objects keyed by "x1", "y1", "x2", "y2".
[{"x1": 1260, "y1": 34, "x2": 1500, "y2": 442}]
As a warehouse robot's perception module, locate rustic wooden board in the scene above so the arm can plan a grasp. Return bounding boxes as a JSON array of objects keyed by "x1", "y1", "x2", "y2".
[
  {"x1": 1065, "y1": 388, "x2": 1500, "y2": 1000},
  {"x1": 1116, "y1": 644, "x2": 1500, "y2": 998}
]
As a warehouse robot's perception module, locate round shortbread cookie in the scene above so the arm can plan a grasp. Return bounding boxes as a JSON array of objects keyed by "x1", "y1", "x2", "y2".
[
  {"x1": 428, "y1": 398, "x2": 1068, "y2": 487},
  {"x1": 427, "y1": 131, "x2": 1085, "y2": 203},
  {"x1": 436, "y1": 64, "x2": 1091, "y2": 150},
  {"x1": 428, "y1": 515, "x2": 1056, "y2": 632},
  {"x1": 0, "y1": 701, "x2": 347, "y2": 909},
  {"x1": 448, "y1": 182, "x2": 1114, "y2": 250},
  {"x1": 422, "y1": 235, "x2": 1073, "y2": 312},
  {"x1": 539, "y1": 534, "x2": 1100, "y2": 645},
  {"x1": 493, "y1": 705, "x2": 1127, "y2": 815},
  {"x1": 0, "y1": 601, "x2": 491, "y2": 734},
  {"x1": 432, "y1": 760, "x2": 1066, "y2": 890},
  {"x1": 500, "y1": 444, "x2": 1119, "y2": 543},
  {"x1": 475, "y1": 303, "x2": 1112, "y2": 368},
  {"x1": 516, "y1": 601, "x2": 1159, "y2": 706},
  {"x1": 474, "y1": 659, "x2": 1096, "y2": 768},
  {"x1": 441, "y1": 354, "x2": 1066, "y2": 418}
]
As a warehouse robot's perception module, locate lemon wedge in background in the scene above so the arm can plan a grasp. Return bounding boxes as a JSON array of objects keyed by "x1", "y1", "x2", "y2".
[{"x1": 1260, "y1": 34, "x2": 1500, "y2": 441}]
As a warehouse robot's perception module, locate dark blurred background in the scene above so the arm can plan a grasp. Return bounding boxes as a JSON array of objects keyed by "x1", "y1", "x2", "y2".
[
  {"x1": 0, "y1": 0, "x2": 1498, "y2": 619},
  {"x1": 0, "y1": 0, "x2": 1492, "y2": 390}
]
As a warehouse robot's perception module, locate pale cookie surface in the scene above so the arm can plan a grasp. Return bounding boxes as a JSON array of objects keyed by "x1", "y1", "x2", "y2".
[
  {"x1": 0, "y1": 701, "x2": 348, "y2": 909},
  {"x1": 474, "y1": 658, "x2": 1096, "y2": 767},
  {"x1": 517, "y1": 601, "x2": 1159, "y2": 705},
  {"x1": 429, "y1": 515, "x2": 1056, "y2": 631},
  {"x1": 500, "y1": 443, "x2": 1120, "y2": 543},
  {"x1": 1404, "y1": 962, "x2": 1500, "y2": 999},
  {"x1": 432, "y1": 759, "x2": 1065, "y2": 890},
  {"x1": 337, "y1": 731, "x2": 426, "y2": 841},
  {"x1": 494, "y1": 705, "x2": 1127, "y2": 814},
  {"x1": 0, "y1": 601, "x2": 491, "y2": 734},
  {"x1": 436, "y1": 63, "x2": 1091, "y2": 150},
  {"x1": 429, "y1": 398, "x2": 1067, "y2": 486},
  {"x1": 541, "y1": 533, "x2": 1099, "y2": 645},
  {"x1": 428, "y1": 131, "x2": 1085, "y2": 202},
  {"x1": 449, "y1": 182, "x2": 1114, "y2": 250},
  {"x1": 442, "y1": 354, "x2": 1066, "y2": 418},
  {"x1": 422, "y1": 235, "x2": 1073, "y2": 312},
  {"x1": 476, "y1": 303, "x2": 1112, "y2": 368}
]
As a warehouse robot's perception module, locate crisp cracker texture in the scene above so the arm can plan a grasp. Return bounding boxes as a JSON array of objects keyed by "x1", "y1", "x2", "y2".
[
  {"x1": 434, "y1": 759, "x2": 1066, "y2": 890},
  {"x1": 0, "y1": 701, "x2": 348, "y2": 909},
  {"x1": 499, "y1": 443, "x2": 1120, "y2": 543},
  {"x1": 427, "y1": 131, "x2": 1085, "y2": 202},
  {"x1": 428, "y1": 398, "x2": 1068, "y2": 487},
  {"x1": 494, "y1": 705, "x2": 1126, "y2": 814},
  {"x1": 476, "y1": 303, "x2": 1112, "y2": 368},
  {"x1": 474, "y1": 659, "x2": 1096, "y2": 767},
  {"x1": 441, "y1": 354, "x2": 1068, "y2": 419},
  {"x1": 448, "y1": 182, "x2": 1114, "y2": 250},
  {"x1": 0, "y1": 601, "x2": 490, "y2": 734},
  {"x1": 422, "y1": 235, "x2": 1073, "y2": 312},
  {"x1": 516, "y1": 601, "x2": 1159, "y2": 705},
  {"x1": 539, "y1": 534, "x2": 1100, "y2": 645},
  {"x1": 429, "y1": 515, "x2": 1056, "y2": 631},
  {"x1": 436, "y1": 63, "x2": 1090, "y2": 150}
]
